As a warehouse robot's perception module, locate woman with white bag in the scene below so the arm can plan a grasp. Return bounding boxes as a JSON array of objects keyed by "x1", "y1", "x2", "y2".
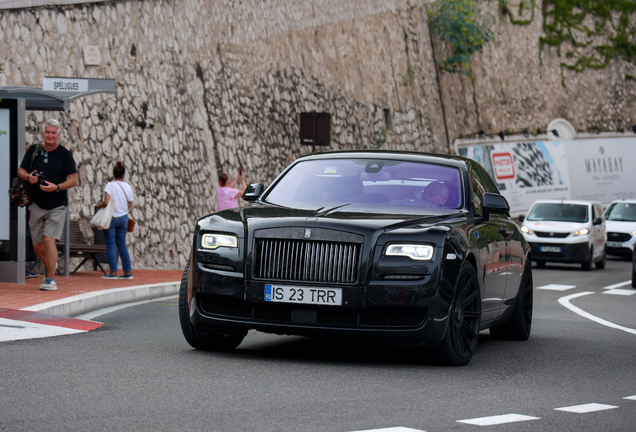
[{"x1": 97, "y1": 161, "x2": 135, "y2": 280}]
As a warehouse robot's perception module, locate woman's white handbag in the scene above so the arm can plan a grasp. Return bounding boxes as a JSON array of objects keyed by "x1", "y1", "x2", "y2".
[{"x1": 90, "y1": 184, "x2": 116, "y2": 230}]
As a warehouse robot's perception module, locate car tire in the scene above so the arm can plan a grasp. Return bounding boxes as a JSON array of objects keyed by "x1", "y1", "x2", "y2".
[
  {"x1": 178, "y1": 263, "x2": 246, "y2": 351},
  {"x1": 536, "y1": 260, "x2": 546, "y2": 268},
  {"x1": 595, "y1": 250, "x2": 606, "y2": 269},
  {"x1": 632, "y1": 268, "x2": 636, "y2": 289},
  {"x1": 489, "y1": 260, "x2": 533, "y2": 341},
  {"x1": 581, "y1": 247, "x2": 593, "y2": 271},
  {"x1": 430, "y1": 261, "x2": 481, "y2": 366}
]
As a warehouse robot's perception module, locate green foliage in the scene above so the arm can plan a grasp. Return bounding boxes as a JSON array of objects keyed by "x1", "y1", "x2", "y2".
[
  {"x1": 403, "y1": 64, "x2": 416, "y2": 86},
  {"x1": 496, "y1": 0, "x2": 636, "y2": 80},
  {"x1": 498, "y1": 0, "x2": 536, "y2": 25},
  {"x1": 541, "y1": 0, "x2": 636, "y2": 79},
  {"x1": 430, "y1": 0, "x2": 494, "y2": 77},
  {"x1": 374, "y1": 127, "x2": 388, "y2": 149}
]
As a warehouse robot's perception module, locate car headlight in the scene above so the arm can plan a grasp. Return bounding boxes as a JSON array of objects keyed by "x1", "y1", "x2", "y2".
[
  {"x1": 573, "y1": 228, "x2": 589, "y2": 237},
  {"x1": 385, "y1": 244, "x2": 434, "y2": 261},
  {"x1": 520, "y1": 226, "x2": 532, "y2": 235},
  {"x1": 201, "y1": 233, "x2": 238, "y2": 249},
  {"x1": 632, "y1": 230, "x2": 636, "y2": 237}
]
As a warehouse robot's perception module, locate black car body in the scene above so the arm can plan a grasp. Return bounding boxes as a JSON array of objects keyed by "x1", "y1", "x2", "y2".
[{"x1": 179, "y1": 151, "x2": 533, "y2": 365}]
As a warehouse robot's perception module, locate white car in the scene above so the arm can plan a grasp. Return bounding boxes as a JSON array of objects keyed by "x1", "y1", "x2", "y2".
[
  {"x1": 604, "y1": 199, "x2": 636, "y2": 257},
  {"x1": 519, "y1": 200, "x2": 606, "y2": 270}
]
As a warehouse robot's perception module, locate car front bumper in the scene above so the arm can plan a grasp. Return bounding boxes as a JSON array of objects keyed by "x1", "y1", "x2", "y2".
[
  {"x1": 187, "y1": 261, "x2": 452, "y2": 345},
  {"x1": 528, "y1": 241, "x2": 589, "y2": 263}
]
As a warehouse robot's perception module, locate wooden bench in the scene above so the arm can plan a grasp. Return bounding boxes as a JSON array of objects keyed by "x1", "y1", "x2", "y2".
[{"x1": 56, "y1": 220, "x2": 108, "y2": 275}]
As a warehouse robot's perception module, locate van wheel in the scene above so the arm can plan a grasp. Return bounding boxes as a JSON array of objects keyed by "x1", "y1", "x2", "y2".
[
  {"x1": 581, "y1": 247, "x2": 593, "y2": 271},
  {"x1": 536, "y1": 260, "x2": 546, "y2": 268},
  {"x1": 595, "y1": 250, "x2": 606, "y2": 269}
]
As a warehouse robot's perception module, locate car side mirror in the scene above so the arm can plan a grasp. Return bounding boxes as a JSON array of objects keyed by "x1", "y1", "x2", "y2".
[
  {"x1": 482, "y1": 193, "x2": 510, "y2": 216},
  {"x1": 518, "y1": 214, "x2": 525, "y2": 222},
  {"x1": 243, "y1": 182, "x2": 264, "y2": 202},
  {"x1": 593, "y1": 217, "x2": 603, "y2": 225}
]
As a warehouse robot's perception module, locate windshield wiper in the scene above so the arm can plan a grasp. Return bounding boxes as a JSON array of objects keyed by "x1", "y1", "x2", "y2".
[{"x1": 316, "y1": 203, "x2": 350, "y2": 216}]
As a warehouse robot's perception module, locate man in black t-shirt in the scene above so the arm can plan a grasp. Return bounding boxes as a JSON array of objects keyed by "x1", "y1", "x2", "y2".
[{"x1": 17, "y1": 119, "x2": 78, "y2": 291}]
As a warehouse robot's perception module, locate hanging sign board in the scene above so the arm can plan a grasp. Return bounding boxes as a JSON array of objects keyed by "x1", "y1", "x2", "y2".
[{"x1": 42, "y1": 77, "x2": 89, "y2": 92}]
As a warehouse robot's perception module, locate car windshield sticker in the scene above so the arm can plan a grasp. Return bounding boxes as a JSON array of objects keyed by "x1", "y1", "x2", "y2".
[{"x1": 324, "y1": 166, "x2": 338, "y2": 174}]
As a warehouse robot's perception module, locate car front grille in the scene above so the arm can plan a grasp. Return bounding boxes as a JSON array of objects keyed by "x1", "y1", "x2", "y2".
[
  {"x1": 254, "y1": 239, "x2": 360, "y2": 284},
  {"x1": 199, "y1": 295, "x2": 426, "y2": 328},
  {"x1": 607, "y1": 232, "x2": 632, "y2": 242},
  {"x1": 534, "y1": 231, "x2": 570, "y2": 238}
]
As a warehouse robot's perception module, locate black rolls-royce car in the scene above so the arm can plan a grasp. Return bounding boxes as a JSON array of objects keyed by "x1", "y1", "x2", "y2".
[{"x1": 179, "y1": 151, "x2": 533, "y2": 365}]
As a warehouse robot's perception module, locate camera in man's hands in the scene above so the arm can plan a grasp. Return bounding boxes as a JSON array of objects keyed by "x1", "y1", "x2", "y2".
[{"x1": 35, "y1": 171, "x2": 48, "y2": 185}]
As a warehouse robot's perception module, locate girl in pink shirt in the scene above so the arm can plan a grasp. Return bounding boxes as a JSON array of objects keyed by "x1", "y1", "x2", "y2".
[{"x1": 216, "y1": 170, "x2": 247, "y2": 211}]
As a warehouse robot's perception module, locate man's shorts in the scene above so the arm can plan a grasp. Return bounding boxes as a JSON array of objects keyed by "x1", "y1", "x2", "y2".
[{"x1": 28, "y1": 202, "x2": 66, "y2": 244}]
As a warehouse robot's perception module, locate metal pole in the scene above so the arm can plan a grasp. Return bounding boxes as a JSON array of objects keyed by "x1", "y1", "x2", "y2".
[
  {"x1": 65, "y1": 206, "x2": 70, "y2": 276},
  {"x1": 16, "y1": 99, "x2": 26, "y2": 284}
]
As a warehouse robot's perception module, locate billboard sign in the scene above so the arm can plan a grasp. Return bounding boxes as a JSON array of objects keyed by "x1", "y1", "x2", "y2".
[{"x1": 460, "y1": 137, "x2": 636, "y2": 212}]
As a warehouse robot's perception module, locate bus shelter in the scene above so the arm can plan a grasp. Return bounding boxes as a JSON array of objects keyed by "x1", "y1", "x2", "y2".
[{"x1": 0, "y1": 77, "x2": 116, "y2": 283}]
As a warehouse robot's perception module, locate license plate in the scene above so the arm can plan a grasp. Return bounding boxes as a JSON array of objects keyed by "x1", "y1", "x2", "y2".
[
  {"x1": 264, "y1": 284, "x2": 343, "y2": 306},
  {"x1": 606, "y1": 241, "x2": 623, "y2": 248},
  {"x1": 540, "y1": 246, "x2": 561, "y2": 253}
]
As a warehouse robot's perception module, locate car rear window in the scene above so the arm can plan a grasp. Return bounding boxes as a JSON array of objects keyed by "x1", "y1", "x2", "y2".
[
  {"x1": 264, "y1": 158, "x2": 463, "y2": 212},
  {"x1": 527, "y1": 203, "x2": 589, "y2": 223}
]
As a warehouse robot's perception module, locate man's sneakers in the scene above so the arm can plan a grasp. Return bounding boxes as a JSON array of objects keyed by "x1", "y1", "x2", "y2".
[
  {"x1": 102, "y1": 272, "x2": 118, "y2": 280},
  {"x1": 118, "y1": 273, "x2": 133, "y2": 280},
  {"x1": 25, "y1": 268, "x2": 39, "y2": 279},
  {"x1": 39, "y1": 277, "x2": 57, "y2": 291}
]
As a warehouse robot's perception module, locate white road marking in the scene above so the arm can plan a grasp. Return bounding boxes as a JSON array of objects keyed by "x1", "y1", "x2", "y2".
[
  {"x1": 537, "y1": 284, "x2": 577, "y2": 291},
  {"x1": 456, "y1": 414, "x2": 540, "y2": 426},
  {"x1": 0, "y1": 318, "x2": 84, "y2": 342},
  {"x1": 348, "y1": 428, "x2": 424, "y2": 432},
  {"x1": 558, "y1": 292, "x2": 636, "y2": 335},
  {"x1": 554, "y1": 403, "x2": 619, "y2": 413},
  {"x1": 624, "y1": 395, "x2": 636, "y2": 400},
  {"x1": 603, "y1": 288, "x2": 636, "y2": 296},
  {"x1": 603, "y1": 280, "x2": 632, "y2": 290}
]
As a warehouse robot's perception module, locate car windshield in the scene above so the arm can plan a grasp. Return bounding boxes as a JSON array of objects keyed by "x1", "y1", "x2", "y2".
[
  {"x1": 264, "y1": 158, "x2": 463, "y2": 213},
  {"x1": 527, "y1": 203, "x2": 589, "y2": 223},
  {"x1": 605, "y1": 202, "x2": 636, "y2": 221}
]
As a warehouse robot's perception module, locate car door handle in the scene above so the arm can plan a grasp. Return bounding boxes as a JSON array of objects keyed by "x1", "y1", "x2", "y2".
[{"x1": 499, "y1": 228, "x2": 514, "y2": 237}]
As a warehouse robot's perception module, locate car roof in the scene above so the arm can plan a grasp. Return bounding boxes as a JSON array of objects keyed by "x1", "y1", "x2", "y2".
[
  {"x1": 530, "y1": 200, "x2": 601, "y2": 206},
  {"x1": 608, "y1": 199, "x2": 636, "y2": 204},
  {"x1": 296, "y1": 150, "x2": 469, "y2": 169}
]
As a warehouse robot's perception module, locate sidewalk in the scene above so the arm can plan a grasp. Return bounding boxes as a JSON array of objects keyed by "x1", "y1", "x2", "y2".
[{"x1": 0, "y1": 269, "x2": 183, "y2": 317}]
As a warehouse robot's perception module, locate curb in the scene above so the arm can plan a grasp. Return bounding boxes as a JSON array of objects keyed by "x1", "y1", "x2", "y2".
[{"x1": 19, "y1": 281, "x2": 180, "y2": 317}]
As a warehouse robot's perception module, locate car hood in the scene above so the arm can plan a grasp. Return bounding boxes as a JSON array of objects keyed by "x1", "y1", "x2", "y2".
[
  {"x1": 200, "y1": 204, "x2": 467, "y2": 237},
  {"x1": 606, "y1": 220, "x2": 636, "y2": 233}
]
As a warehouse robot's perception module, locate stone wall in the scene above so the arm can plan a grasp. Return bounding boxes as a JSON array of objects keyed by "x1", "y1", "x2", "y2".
[{"x1": 1, "y1": 0, "x2": 634, "y2": 269}]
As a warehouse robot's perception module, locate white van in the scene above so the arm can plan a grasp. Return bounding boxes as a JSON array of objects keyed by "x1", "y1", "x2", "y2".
[
  {"x1": 604, "y1": 199, "x2": 636, "y2": 257},
  {"x1": 519, "y1": 200, "x2": 606, "y2": 270}
]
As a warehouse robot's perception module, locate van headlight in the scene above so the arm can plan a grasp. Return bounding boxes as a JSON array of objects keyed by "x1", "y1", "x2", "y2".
[
  {"x1": 386, "y1": 244, "x2": 434, "y2": 261},
  {"x1": 520, "y1": 226, "x2": 532, "y2": 235},
  {"x1": 573, "y1": 228, "x2": 589, "y2": 237},
  {"x1": 201, "y1": 234, "x2": 238, "y2": 249}
]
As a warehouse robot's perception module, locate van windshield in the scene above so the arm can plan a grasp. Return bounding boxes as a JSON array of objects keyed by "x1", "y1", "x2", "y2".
[
  {"x1": 527, "y1": 203, "x2": 589, "y2": 223},
  {"x1": 605, "y1": 202, "x2": 636, "y2": 222}
]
